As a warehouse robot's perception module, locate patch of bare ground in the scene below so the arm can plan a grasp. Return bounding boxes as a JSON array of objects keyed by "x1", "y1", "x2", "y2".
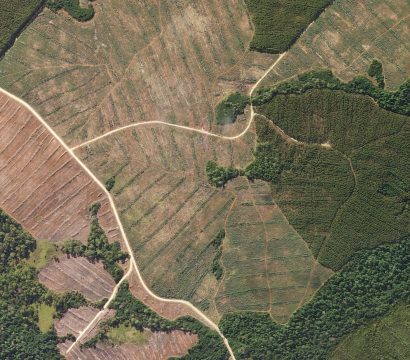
[
  {"x1": 0, "y1": 92, "x2": 122, "y2": 245},
  {"x1": 0, "y1": 0, "x2": 276, "y2": 146},
  {"x1": 260, "y1": 0, "x2": 410, "y2": 90},
  {"x1": 60, "y1": 330, "x2": 198, "y2": 360},
  {"x1": 39, "y1": 255, "x2": 116, "y2": 302},
  {"x1": 55, "y1": 306, "x2": 112, "y2": 338}
]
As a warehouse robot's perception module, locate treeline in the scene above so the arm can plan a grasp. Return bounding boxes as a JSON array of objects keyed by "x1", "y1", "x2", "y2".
[
  {"x1": 61, "y1": 202, "x2": 128, "y2": 282},
  {"x1": 245, "y1": 0, "x2": 333, "y2": 53},
  {"x1": 206, "y1": 161, "x2": 239, "y2": 188},
  {"x1": 0, "y1": 209, "x2": 62, "y2": 359},
  {"x1": 84, "y1": 282, "x2": 229, "y2": 359},
  {"x1": 253, "y1": 69, "x2": 410, "y2": 116},
  {"x1": 220, "y1": 238, "x2": 410, "y2": 359},
  {"x1": 211, "y1": 230, "x2": 225, "y2": 280},
  {"x1": 47, "y1": 0, "x2": 95, "y2": 22}
]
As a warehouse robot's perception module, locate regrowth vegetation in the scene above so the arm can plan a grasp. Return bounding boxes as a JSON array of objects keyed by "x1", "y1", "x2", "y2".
[
  {"x1": 215, "y1": 92, "x2": 249, "y2": 125},
  {"x1": 245, "y1": 0, "x2": 333, "y2": 53},
  {"x1": 221, "y1": 238, "x2": 410, "y2": 359}
]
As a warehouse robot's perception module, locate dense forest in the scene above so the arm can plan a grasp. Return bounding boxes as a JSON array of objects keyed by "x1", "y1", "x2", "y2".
[
  {"x1": 0, "y1": 209, "x2": 62, "y2": 359},
  {"x1": 46, "y1": 0, "x2": 95, "y2": 21},
  {"x1": 221, "y1": 238, "x2": 410, "y2": 359},
  {"x1": 0, "y1": 0, "x2": 44, "y2": 56},
  {"x1": 245, "y1": 0, "x2": 333, "y2": 53}
]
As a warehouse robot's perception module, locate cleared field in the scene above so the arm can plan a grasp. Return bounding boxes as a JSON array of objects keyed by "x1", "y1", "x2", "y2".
[
  {"x1": 60, "y1": 330, "x2": 198, "y2": 360},
  {"x1": 0, "y1": 0, "x2": 276, "y2": 146},
  {"x1": 55, "y1": 306, "x2": 102, "y2": 337},
  {"x1": 0, "y1": 92, "x2": 122, "y2": 245},
  {"x1": 216, "y1": 178, "x2": 332, "y2": 323},
  {"x1": 254, "y1": 89, "x2": 410, "y2": 269},
  {"x1": 331, "y1": 303, "x2": 410, "y2": 360},
  {"x1": 260, "y1": 0, "x2": 410, "y2": 90},
  {"x1": 38, "y1": 255, "x2": 116, "y2": 302},
  {"x1": 75, "y1": 125, "x2": 256, "y2": 320}
]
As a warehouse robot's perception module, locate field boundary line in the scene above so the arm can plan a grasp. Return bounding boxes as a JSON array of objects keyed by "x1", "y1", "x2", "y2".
[
  {"x1": 70, "y1": 53, "x2": 287, "y2": 150},
  {"x1": 0, "y1": 87, "x2": 237, "y2": 360}
]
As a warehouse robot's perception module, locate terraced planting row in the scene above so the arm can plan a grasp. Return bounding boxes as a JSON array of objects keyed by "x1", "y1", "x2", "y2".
[
  {"x1": 0, "y1": 92, "x2": 121, "y2": 244},
  {"x1": 260, "y1": 0, "x2": 410, "y2": 90},
  {"x1": 216, "y1": 178, "x2": 332, "y2": 323},
  {"x1": 0, "y1": 0, "x2": 276, "y2": 146}
]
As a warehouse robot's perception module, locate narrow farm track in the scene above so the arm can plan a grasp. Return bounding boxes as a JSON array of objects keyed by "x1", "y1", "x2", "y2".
[
  {"x1": 71, "y1": 53, "x2": 287, "y2": 151},
  {"x1": 0, "y1": 87, "x2": 237, "y2": 359}
]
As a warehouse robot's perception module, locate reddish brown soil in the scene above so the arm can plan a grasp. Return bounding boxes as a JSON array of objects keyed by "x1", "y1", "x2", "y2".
[
  {"x1": 0, "y1": 92, "x2": 122, "y2": 245},
  {"x1": 39, "y1": 255, "x2": 116, "y2": 302},
  {"x1": 60, "y1": 330, "x2": 198, "y2": 360}
]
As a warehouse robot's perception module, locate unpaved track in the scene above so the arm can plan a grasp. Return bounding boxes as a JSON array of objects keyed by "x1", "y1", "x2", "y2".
[
  {"x1": 71, "y1": 53, "x2": 287, "y2": 151},
  {"x1": 0, "y1": 87, "x2": 237, "y2": 359}
]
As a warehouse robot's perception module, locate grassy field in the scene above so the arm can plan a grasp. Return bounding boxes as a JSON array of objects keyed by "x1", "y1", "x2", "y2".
[
  {"x1": 0, "y1": 0, "x2": 276, "y2": 146},
  {"x1": 0, "y1": 0, "x2": 44, "y2": 55},
  {"x1": 26, "y1": 239, "x2": 61, "y2": 270},
  {"x1": 260, "y1": 0, "x2": 410, "y2": 90},
  {"x1": 252, "y1": 88, "x2": 409, "y2": 270},
  {"x1": 37, "y1": 303, "x2": 56, "y2": 333},
  {"x1": 331, "y1": 303, "x2": 410, "y2": 360},
  {"x1": 245, "y1": 0, "x2": 333, "y2": 53},
  {"x1": 107, "y1": 324, "x2": 151, "y2": 345}
]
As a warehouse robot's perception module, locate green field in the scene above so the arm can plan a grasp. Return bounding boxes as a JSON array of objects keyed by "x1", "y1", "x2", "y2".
[
  {"x1": 37, "y1": 303, "x2": 56, "y2": 333},
  {"x1": 331, "y1": 303, "x2": 410, "y2": 360},
  {"x1": 26, "y1": 239, "x2": 61, "y2": 270},
  {"x1": 245, "y1": 0, "x2": 333, "y2": 53},
  {"x1": 0, "y1": 0, "x2": 44, "y2": 55},
  {"x1": 107, "y1": 324, "x2": 150, "y2": 345},
  {"x1": 251, "y1": 82, "x2": 410, "y2": 270}
]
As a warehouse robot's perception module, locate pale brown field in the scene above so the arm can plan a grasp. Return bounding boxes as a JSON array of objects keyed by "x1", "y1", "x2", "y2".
[
  {"x1": 39, "y1": 255, "x2": 116, "y2": 302},
  {"x1": 0, "y1": 92, "x2": 122, "y2": 245},
  {"x1": 0, "y1": 0, "x2": 276, "y2": 146},
  {"x1": 260, "y1": 0, "x2": 410, "y2": 90},
  {"x1": 60, "y1": 330, "x2": 198, "y2": 360}
]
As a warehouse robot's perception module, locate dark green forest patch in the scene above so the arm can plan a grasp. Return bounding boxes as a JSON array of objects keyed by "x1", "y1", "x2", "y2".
[
  {"x1": 221, "y1": 238, "x2": 410, "y2": 359},
  {"x1": 250, "y1": 73, "x2": 410, "y2": 269},
  {"x1": 0, "y1": 0, "x2": 45, "y2": 57},
  {"x1": 245, "y1": 0, "x2": 333, "y2": 53},
  {"x1": 47, "y1": 0, "x2": 95, "y2": 22}
]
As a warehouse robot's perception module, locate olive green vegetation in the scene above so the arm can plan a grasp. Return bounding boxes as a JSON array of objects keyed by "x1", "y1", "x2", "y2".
[
  {"x1": 368, "y1": 59, "x2": 385, "y2": 89},
  {"x1": 215, "y1": 92, "x2": 249, "y2": 125},
  {"x1": 220, "y1": 238, "x2": 410, "y2": 360},
  {"x1": 206, "y1": 160, "x2": 239, "y2": 188},
  {"x1": 253, "y1": 69, "x2": 410, "y2": 116},
  {"x1": 61, "y1": 202, "x2": 129, "y2": 282},
  {"x1": 0, "y1": 208, "x2": 62, "y2": 359},
  {"x1": 211, "y1": 230, "x2": 225, "y2": 280},
  {"x1": 84, "y1": 282, "x2": 229, "y2": 360},
  {"x1": 26, "y1": 239, "x2": 61, "y2": 270},
  {"x1": 244, "y1": 0, "x2": 333, "y2": 53},
  {"x1": 0, "y1": 0, "x2": 44, "y2": 55},
  {"x1": 250, "y1": 71, "x2": 410, "y2": 269},
  {"x1": 37, "y1": 303, "x2": 56, "y2": 333},
  {"x1": 46, "y1": 0, "x2": 95, "y2": 21},
  {"x1": 107, "y1": 324, "x2": 150, "y2": 345},
  {"x1": 331, "y1": 303, "x2": 410, "y2": 360},
  {"x1": 105, "y1": 176, "x2": 116, "y2": 192}
]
